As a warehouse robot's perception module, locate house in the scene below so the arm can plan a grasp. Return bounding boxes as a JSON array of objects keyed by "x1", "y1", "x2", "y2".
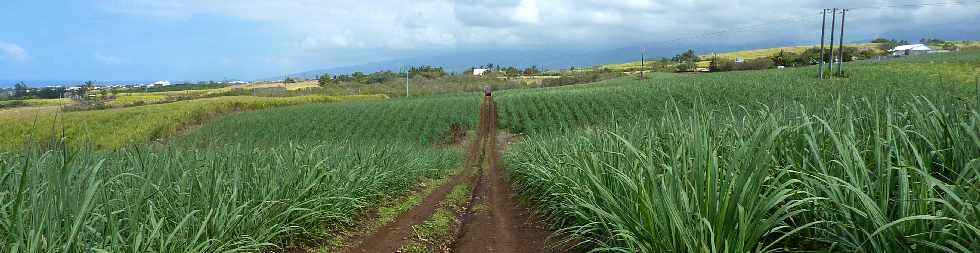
[
  {"x1": 889, "y1": 44, "x2": 932, "y2": 56},
  {"x1": 473, "y1": 68, "x2": 490, "y2": 76},
  {"x1": 64, "y1": 86, "x2": 83, "y2": 99},
  {"x1": 153, "y1": 80, "x2": 172, "y2": 87}
]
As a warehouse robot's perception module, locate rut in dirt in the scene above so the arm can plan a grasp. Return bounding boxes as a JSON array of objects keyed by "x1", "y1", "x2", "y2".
[
  {"x1": 451, "y1": 94, "x2": 569, "y2": 253},
  {"x1": 339, "y1": 92, "x2": 568, "y2": 253}
]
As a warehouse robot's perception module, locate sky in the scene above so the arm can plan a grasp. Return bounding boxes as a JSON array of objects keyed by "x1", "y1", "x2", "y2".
[{"x1": 1, "y1": 0, "x2": 978, "y2": 84}]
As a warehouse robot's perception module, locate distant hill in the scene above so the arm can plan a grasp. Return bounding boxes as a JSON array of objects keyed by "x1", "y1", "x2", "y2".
[
  {"x1": 278, "y1": 40, "x2": 806, "y2": 80},
  {"x1": 603, "y1": 40, "x2": 980, "y2": 70}
]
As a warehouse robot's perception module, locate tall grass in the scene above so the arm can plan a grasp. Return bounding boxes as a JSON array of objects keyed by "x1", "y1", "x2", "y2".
[
  {"x1": 0, "y1": 95, "x2": 384, "y2": 151},
  {"x1": 0, "y1": 142, "x2": 460, "y2": 252},
  {"x1": 506, "y1": 98, "x2": 979, "y2": 252},
  {"x1": 182, "y1": 94, "x2": 480, "y2": 147},
  {"x1": 496, "y1": 51, "x2": 979, "y2": 134}
]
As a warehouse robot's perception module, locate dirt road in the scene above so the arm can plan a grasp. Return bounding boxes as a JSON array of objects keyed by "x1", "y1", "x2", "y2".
[
  {"x1": 451, "y1": 132, "x2": 561, "y2": 253},
  {"x1": 334, "y1": 94, "x2": 569, "y2": 253}
]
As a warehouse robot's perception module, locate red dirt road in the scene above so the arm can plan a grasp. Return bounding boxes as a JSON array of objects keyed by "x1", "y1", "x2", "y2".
[
  {"x1": 333, "y1": 94, "x2": 570, "y2": 253},
  {"x1": 451, "y1": 133, "x2": 563, "y2": 253},
  {"x1": 450, "y1": 96, "x2": 568, "y2": 253},
  {"x1": 341, "y1": 164, "x2": 477, "y2": 253}
]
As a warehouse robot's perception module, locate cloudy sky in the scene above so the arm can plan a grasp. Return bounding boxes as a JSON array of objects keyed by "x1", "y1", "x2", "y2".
[{"x1": 1, "y1": 0, "x2": 978, "y2": 82}]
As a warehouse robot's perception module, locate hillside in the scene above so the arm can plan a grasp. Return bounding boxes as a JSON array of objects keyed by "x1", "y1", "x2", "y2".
[{"x1": 601, "y1": 41, "x2": 979, "y2": 71}]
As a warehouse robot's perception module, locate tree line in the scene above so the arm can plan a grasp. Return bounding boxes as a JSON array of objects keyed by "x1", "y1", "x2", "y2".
[{"x1": 315, "y1": 64, "x2": 543, "y2": 87}]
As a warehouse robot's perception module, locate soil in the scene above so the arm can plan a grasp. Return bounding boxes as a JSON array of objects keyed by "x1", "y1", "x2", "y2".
[
  {"x1": 331, "y1": 95, "x2": 572, "y2": 253},
  {"x1": 341, "y1": 164, "x2": 478, "y2": 253},
  {"x1": 450, "y1": 132, "x2": 565, "y2": 253}
]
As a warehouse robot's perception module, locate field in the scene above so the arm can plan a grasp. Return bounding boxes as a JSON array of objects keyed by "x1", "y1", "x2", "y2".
[
  {"x1": 0, "y1": 95, "x2": 384, "y2": 151},
  {"x1": 0, "y1": 98, "x2": 75, "y2": 109},
  {"x1": 1, "y1": 50, "x2": 978, "y2": 252},
  {"x1": 497, "y1": 52, "x2": 980, "y2": 252},
  {"x1": 705, "y1": 42, "x2": 883, "y2": 59}
]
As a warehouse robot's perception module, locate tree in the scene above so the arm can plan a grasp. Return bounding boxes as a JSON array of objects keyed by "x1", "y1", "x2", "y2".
[
  {"x1": 871, "y1": 38, "x2": 892, "y2": 43},
  {"x1": 522, "y1": 65, "x2": 540, "y2": 75},
  {"x1": 874, "y1": 38, "x2": 910, "y2": 51},
  {"x1": 672, "y1": 49, "x2": 699, "y2": 63},
  {"x1": 317, "y1": 74, "x2": 332, "y2": 87},
  {"x1": 769, "y1": 50, "x2": 801, "y2": 67},
  {"x1": 941, "y1": 42, "x2": 959, "y2": 51},
  {"x1": 368, "y1": 71, "x2": 398, "y2": 83},
  {"x1": 920, "y1": 38, "x2": 946, "y2": 45},
  {"x1": 709, "y1": 57, "x2": 734, "y2": 72},
  {"x1": 14, "y1": 82, "x2": 29, "y2": 98},
  {"x1": 503, "y1": 66, "x2": 520, "y2": 77},
  {"x1": 350, "y1": 72, "x2": 370, "y2": 84},
  {"x1": 408, "y1": 66, "x2": 447, "y2": 79},
  {"x1": 82, "y1": 81, "x2": 96, "y2": 97},
  {"x1": 674, "y1": 61, "x2": 696, "y2": 72}
]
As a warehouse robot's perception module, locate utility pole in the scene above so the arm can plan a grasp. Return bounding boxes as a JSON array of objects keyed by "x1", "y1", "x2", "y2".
[
  {"x1": 405, "y1": 66, "x2": 410, "y2": 97},
  {"x1": 837, "y1": 9, "x2": 847, "y2": 77},
  {"x1": 640, "y1": 48, "x2": 645, "y2": 79},
  {"x1": 828, "y1": 8, "x2": 837, "y2": 77},
  {"x1": 819, "y1": 9, "x2": 827, "y2": 79}
]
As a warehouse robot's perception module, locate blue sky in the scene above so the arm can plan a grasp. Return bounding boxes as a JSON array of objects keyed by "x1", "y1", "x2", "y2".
[{"x1": 1, "y1": 0, "x2": 979, "y2": 84}]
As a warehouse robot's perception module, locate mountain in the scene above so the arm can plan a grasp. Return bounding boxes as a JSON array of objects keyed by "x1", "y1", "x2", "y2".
[{"x1": 280, "y1": 40, "x2": 812, "y2": 79}]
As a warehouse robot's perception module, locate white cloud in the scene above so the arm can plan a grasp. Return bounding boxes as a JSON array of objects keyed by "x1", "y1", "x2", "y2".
[
  {"x1": 101, "y1": 0, "x2": 980, "y2": 57},
  {"x1": 512, "y1": 0, "x2": 540, "y2": 24},
  {"x1": 94, "y1": 52, "x2": 123, "y2": 64},
  {"x1": 0, "y1": 41, "x2": 31, "y2": 63}
]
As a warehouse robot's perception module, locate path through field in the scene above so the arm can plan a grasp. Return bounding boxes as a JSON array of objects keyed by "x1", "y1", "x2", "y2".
[
  {"x1": 450, "y1": 96, "x2": 562, "y2": 253},
  {"x1": 338, "y1": 94, "x2": 566, "y2": 253}
]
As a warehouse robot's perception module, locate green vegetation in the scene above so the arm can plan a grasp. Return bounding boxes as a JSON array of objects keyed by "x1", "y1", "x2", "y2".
[
  {"x1": 182, "y1": 94, "x2": 480, "y2": 147},
  {"x1": 501, "y1": 52, "x2": 980, "y2": 251},
  {"x1": 105, "y1": 93, "x2": 170, "y2": 107},
  {"x1": 1, "y1": 92, "x2": 474, "y2": 251},
  {"x1": 1, "y1": 47, "x2": 977, "y2": 252},
  {"x1": 603, "y1": 43, "x2": 887, "y2": 73},
  {"x1": 0, "y1": 142, "x2": 460, "y2": 252},
  {"x1": 0, "y1": 95, "x2": 384, "y2": 151},
  {"x1": 315, "y1": 171, "x2": 461, "y2": 251},
  {"x1": 496, "y1": 51, "x2": 978, "y2": 134},
  {"x1": 507, "y1": 98, "x2": 979, "y2": 252},
  {"x1": 0, "y1": 98, "x2": 74, "y2": 109},
  {"x1": 399, "y1": 183, "x2": 472, "y2": 253}
]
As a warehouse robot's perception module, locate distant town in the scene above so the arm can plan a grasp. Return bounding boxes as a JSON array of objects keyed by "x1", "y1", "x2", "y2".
[{"x1": 0, "y1": 80, "x2": 250, "y2": 100}]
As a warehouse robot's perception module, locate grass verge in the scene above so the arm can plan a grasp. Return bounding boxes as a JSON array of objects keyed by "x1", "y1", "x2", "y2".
[
  {"x1": 398, "y1": 183, "x2": 473, "y2": 253},
  {"x1": 311, "y1": 167, "x2": 462, "y2": 252}
]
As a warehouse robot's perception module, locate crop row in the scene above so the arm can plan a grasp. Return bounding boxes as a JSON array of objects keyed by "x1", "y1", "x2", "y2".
[
  {"x1": 495, "y1": 51, "x2": 979, "y2": 135},
  {"x1": 0, "y1": 95, "x2": 384, "y2": 152},
  {"x1": 0, "y1": 142, "x2": 460, "y2": 252},
  {"x1": 506, "y1": 98, "x2": 980, "y2": 252},
  {"x1": 181, "y1": 94, "x2": 481, "y2": 147}
]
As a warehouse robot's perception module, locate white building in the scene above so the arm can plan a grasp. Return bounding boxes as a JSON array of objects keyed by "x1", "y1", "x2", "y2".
[
  {"x1": 473, "y1": 68, "x2": 490, "y2": 76},
  {"x1": 889, "y1": 44, "x2": 932, "y2": 56},
  {"x1": 153, "y1": 80, "x2": 172, "y2": 87}
]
